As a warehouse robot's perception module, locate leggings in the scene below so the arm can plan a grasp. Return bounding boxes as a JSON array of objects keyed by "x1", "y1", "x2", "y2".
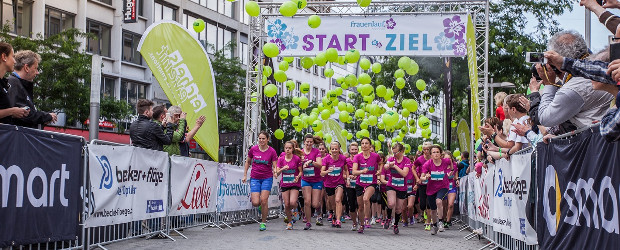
[
  {"x1": 344, "y1": 187, "x2": 358, "y2": 212},
  {"x1": 418, "y1": 185, "x2": 429, "y2": 211}
]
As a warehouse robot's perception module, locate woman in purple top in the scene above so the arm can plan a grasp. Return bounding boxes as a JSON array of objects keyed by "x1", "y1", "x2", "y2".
[
  {"x1": 414, "y1": 141, "x2": 433, "y2": 230},
  {"x1": 442, "y1": 151, "x2": 459, "y2": 229},
  {"x1": 403, "y1": 153, "x2": 420, "y2": 227},
  {"x1": 352, "y1": 137, "x2": 383, "y2": 233},
  {"x1": 300, "y1": 134, "x2": 324, "y2": 230},
  {"x1": 276, "y1": 141, "x2": 304, "y2": 230},
  {"x1": 317, "y1": 142, "x2": 329, "y2": 223},
  {"x1": 420, "y1": 145, "x2": 451, "y2": 235},
  {"x1": 242, "y1": 131, "x2": 278, "y2": 231},
  {"x1": 344, "y1": 142, "x2": 360, "y2": 231},
  {"x1": 320, "y1": 141, "x2": 348, "y2": 228},
  {"x1": 380, "y1": 143, "x2": 410, "y2": 234}
]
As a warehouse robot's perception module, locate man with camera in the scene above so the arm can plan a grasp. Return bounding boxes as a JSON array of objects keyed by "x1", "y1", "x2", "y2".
[{"x1": 129, "y1": 99, "x2": 174, "y2": 151}]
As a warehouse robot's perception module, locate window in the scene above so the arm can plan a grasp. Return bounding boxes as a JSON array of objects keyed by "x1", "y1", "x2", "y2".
[
  {"x1": 295, "y1": 58, "x2": 301, "y2": 69},
  {"x1": 320, "y1": 67, "x2": 325, "y2": 78},
  {"x1": 313, "y1": 65, "x2": 318, "y2": 76},
  {"x1": 122, "y1": 31, "x2": 142, "y2": 64},
  {"x1": 295, "y1": 81, "x2": 301, "y2": 97},
  {"x1": 96, "y1": 0, "x2": 112, "y2": 5},
  {"x1": 431, "y1": 120, "x2": 440, "y2": 134},
  {"x1": 239, "y1": 0, "x2": 250, "y2": 24},
  {"x1": 120, "y1": 80, "x2": 147, "y2": 113},
  {"x1": 321, "y1": 89, "x2": 326, "y2": 99},
  {"x1": 86, "y1": 20, "x2": 111, "y2": 57},
  {"x1": 240, "y1": 33, "x2": 248, "y2": 65},
  {"x1": 45, "y1": 7, "x2": 74, "y2": 38},
  {"x1": 154, "y1": 2, "x2": 177, "y2": 21},
  {"x1": 206, "y1": 22, "x2": 216, "y2": 54},
  {"x1": 101, "y1": 76, "x2": 116, "y2": 98},
  {"x1": 313, "y1": 87, "x2": 318, "y2": 102},
  {"x1": 1, "y1": 0, "x2": 32, "y2": 37},
  {"x1": 138, "y1": 0, "x2": 144, "y2": 16}
]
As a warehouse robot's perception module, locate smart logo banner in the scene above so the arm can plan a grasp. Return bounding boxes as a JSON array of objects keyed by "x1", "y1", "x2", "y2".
[{"x1": 265, "y1": 14, "x2": 468, "y2": 56}]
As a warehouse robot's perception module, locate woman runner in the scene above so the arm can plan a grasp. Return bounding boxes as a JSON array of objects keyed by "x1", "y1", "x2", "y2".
[
  {"x1": 345, "y1": 142, "x2": 360, "y2": 230},
  {"x1": 420, "y1": 145, "x2": 451, "y2": 235},
  {"x1": 352, "y1": 137, "x2": 383, "y2": 233},
  {"x1": 320, "y1": 141, "x2": 348, "y2": 228},
  {"x1": 317, "y1": 142, "x2": 329, "y2": 224},
  {"x1": 414, "y1": 141, "x2": 433, "y2": 230},
  {"x1": 403, "y1": 153, "x2": 420, "y2": 227},
  {"x1": 301, "y1": 134, "x2": 324, "y2": 230},
  {"x1": 443, "y1": 150, "x2": 459, "y2": 229},
  {"x1": 275, "y1": 141, "x2": 303, "y2": 230},
  {"x1": 380, "y1": 143, "x2": 411, "y2": 234},
  {"x1": 242, "y1": 131, "x2": 278, "y2": 231}
]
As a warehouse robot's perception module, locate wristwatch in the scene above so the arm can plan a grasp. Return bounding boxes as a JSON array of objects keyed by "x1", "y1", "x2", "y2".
[{"x1": 491, "y1": 132, "x2": 497, "y2": 140}]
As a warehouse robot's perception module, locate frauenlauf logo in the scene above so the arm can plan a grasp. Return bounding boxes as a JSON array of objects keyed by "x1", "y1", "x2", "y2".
[{"x1": 96, "y1": 156, "x2": 113, "y2": 190}]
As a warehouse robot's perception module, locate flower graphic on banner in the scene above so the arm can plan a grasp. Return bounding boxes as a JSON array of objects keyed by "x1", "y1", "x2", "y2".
[
  {"x1": 434, "y1": 32, "x2": 455, "y2": 51},
  {"x1": 443, "y1": 15, "x2": 466, "y2": 40},
  {"x1": 266, "y1": 19, "x2": 298, "y2": 51},
  {"x1": 371, "y1": 40, "x2": 383, "y2": 48},
  {"x1": 270, "y1": 38, "x2": 287, "y2": 51},
  {"x1": 385, "y1": 18, "x2": 397, "y2": 30},
  {"x1": 453, "y1": 39, "x2": 467, "y2": 56},
  {"x1": 281, "y1": 32, "x2": 299, "y2": 50}
]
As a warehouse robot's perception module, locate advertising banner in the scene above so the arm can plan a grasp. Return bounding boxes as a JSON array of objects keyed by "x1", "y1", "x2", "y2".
[
  {"x1": 217, "y1": 164, "x2": 252, "y2": 212},
  {"x1": 85, "y1": 145, "x2": 169, "y2": 228},
  {"x1": 466, "y1": 14, "x2": 480, "y2": 140},
  {"x1": 138, "y1": 21, "x2": 219, "y2": 161},
  {"x1": 265, "y1": 14, "x2": 468, "y2": 56},
  {"x1": 537, "y1": 127, "x2": 620, "y2": 249},
  {"x1": 269, "y1": 175, "x2": 282, "y2": 208},
  {"x1": 459, "y1": 175, "x2": 468, "y2": 215},
  {"x1": 492, "y1": 156, "x2": 537, "y2": 245},
  {"x1": 169, "y1": 156, "x2": 218, "y2": 216},
  {"x1": 0, "y1": 125, "x2": 82, "y2": 247},
  {"x1": 476, "y1": 164, "x2": 493, "y2": 225},
  {"x1": 467, "y1": 172, "x2": 477, "y2": 222}
]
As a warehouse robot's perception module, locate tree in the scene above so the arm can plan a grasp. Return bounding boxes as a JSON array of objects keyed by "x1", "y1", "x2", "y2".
[
  {"x1": 100, "y1": 97, "x2": 133, "y2": 133},
  {"x1": 210, "y1": 42, "x2": 246, "y2": 133}
]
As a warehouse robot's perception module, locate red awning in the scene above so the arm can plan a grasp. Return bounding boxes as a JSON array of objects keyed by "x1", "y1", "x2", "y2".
[{"x1": 44, "y1": 126, "x2": 130, "y2": 144}]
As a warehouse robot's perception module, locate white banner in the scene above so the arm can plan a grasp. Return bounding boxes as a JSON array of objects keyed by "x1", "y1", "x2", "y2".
[
  {"x1": 169, "y1": 156, "x2": 218, "y2": 216},
  {"x1": 475, "y1": 164, "x2": 493, "y2": 225},
  {"x1": 467, "y1": 172, "x2": 477, "y2": 222},
  {"x1": 492, "y1": 155, "x2": 537, "y2": 245},
  {"x1": 265, "y1": 14, "x2": 468, "y2": 56},
  {"x1": 216, "y1": 164, "x2": 252, "y2": 212},
  {"x1": 85, "y1": 145, "x2": 169, "y2": 228},
  {"x1": 458, "y1": 175, "x2": 468, "y2": 215},
  {"x1": 269, "y1": 175, "x2": 282, "y2": 208}
]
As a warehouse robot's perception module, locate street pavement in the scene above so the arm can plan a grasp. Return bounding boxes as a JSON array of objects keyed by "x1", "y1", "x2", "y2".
[{"x1": 105, "y1": 218, "x2": 490, "y2": 250}]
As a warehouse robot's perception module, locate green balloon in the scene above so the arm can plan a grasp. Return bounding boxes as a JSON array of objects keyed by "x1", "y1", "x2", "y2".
[
  {"x1": 279, "y1": 62, "x2": 289, "y2": 71},
  {"x1": 334, "y1": 87, "x2": 343, "y2": 96},
  {"x1": 312, "y1": 120, "x2": 323, "y2": 132},
  {"x1": 387, "y1": 99, "x2": 395, "y2": 108},
  {"x1": 385, "y1": 88, "x2": 394, "y2": 100},
  {"x1": 324, "y1": 68, "x2": 334, "y2": 78},
  {"x1": 279, "y1": 1, "x2": 298, "y2": 17},
  {"x1": 357, "y1": 0, "x2": 372, "y2": 7},
  {"x1": 326, "y1": 48, "x2": 339, "y2": 62},
  {"x1": 264, "y1": 83, "x2": 278, "y2": 97},
  {"x1": 346, "y1": 103, "x2": 355, "y2": 113},
  {"x1": 345, "y1": 49, "x2": 360, "y2": 63},
  {"x1": 339, "y1": 111, "x2": 349, "y2": 122},
  {"x1": 299, "y1": 96, "x2": 309, "y2": 109},
  {"x1": 453, "y1": 149, "x2": 461, "y2": 158},
  {"x1": 345, "y1": 74, "x2": 357, "y2": 87},
  {"x1": 355, "y1": 109, "x2": 365, "y2": 119},
  {"x1": 371, "y1": 63, "x2": 382, "y2": 73},
  {"x1": 394, "y1": 69, "x2": 405, "y2": 78},
  {"x1": 403, "y1": 99, "x2": 418, "y2": 113},
  {"x1": 274, "y1": 129, "x2": 285, "y2": 140},
  {"x1": 422, "y1": 128, "x2": 431, "y2": 139},
  {"x1": 378, "y1": 134, "x2": 385, "y2": 141},
  {"x1": 418, "y1": 115, "x2": 430, "y2": 129},
  {"x1": 193, "y1": 19, "x2": 205, "y2": 33},
  {"x1": 263, "y1": 43, "x2": 280, "y2": 58},
  {"x1": 279, "y1": 108, "x2": 289, "y2": 119},
  {"x1": 347, "y1": 132, "x2": 353, "y2": 140},
  {"x1": 300, "y1": 82, "x2": 310, "y2": 94},
  {"x1": 406, "y1": 61, "x2": 419, "y2": 76},
  {"x1": 429, "y1": 107, "x2": 435, "y2": 113},
  {"x1": 315, "y1": 52, "x2": 328, "y2": 66},
  {"x1": 395, "y1": 77, "x2": 405, "y2": 89},
  {"x1": 360, "y1": 121, "x2": 368, "y2": 129},
  {"x1": 308, "y1": 15, "x2": 321, "y2": 28},
  {"x1": 416, "y1": 79, "x2": 426, "y2": 91},
  {"x1": 284, "y1": 57, "x2": 294, "y2": 63},
  {"x1": 398, "y1": 56, "x2": 411, "y2": 69},
  {"x1": 405, "y1": 144, "x2": 411, "y2": 153},
  {"x1": 291, "y1": 0, "x2": 307, "y2": 9},
  {"x1": 451, "y1": 120, "x2": 457, "y2": 128},
  {"x1": 341, "y1": 129, "x2": 349, "y2": 137},
  {"x1": 292, "y1": 97, "x2": 299, "y2": 105},
  {"x1": 338, "y1": 56, "x2": 346, "y2": 65},
  {"x1": 301, "y1": 57, "x2": 314, "y2": 69},
  {"x1": 358, "y1": 73, "x2": 371, "y2": 85},
  {"x1": 336, "y1": 76, "x2": 345, "y2": 84},
  {"x1": 286, "y1": 80, "x2": 295, "y2": 91},
  {"x1": 320, "y1": 109, "x2": 330, "y2": 120},
  {"x1": 274, "y1": 70, "x2": 287, "y2": 83},
  {"x1": 402, "y1": 109, "x2": 410, "y2": 117},
  {"x1": 368, "y1": 115, "x2": 378, "y2": 126},
  {"x1": 376, "y1": 85, "x2": 387, "y2": 97},
  {"x1": 262, "y1": 75, "x2": 267, "y2": 86},
  {"x1": 360, "y1": 58, "x2": 371, "y2": 70},
  {"x1": 245, "y1": 1, "x2": 260, "y2": 17},
  {"x1": 263, "y1": 65, "x2": 272, "y2": 77}
]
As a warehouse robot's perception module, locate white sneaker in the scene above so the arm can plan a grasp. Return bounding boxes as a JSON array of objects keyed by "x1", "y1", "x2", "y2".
[
  {"x1": 438, "y1": 222, "x2": 445, "y2": 232},
  {"x1": 431, "y1": 225, "x2": 438, "y2": 235},
  {"x1": 370, "y1": 217, "x2": 376, "y2": 225}
]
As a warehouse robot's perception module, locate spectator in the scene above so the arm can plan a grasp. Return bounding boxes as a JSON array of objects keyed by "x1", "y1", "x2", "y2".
[
  {"x1": 580, "y1": 0, "x2": 620, "y2": 34},
  {"x1": 457, "y1": 151, "x2": 469, "y2": 178},
  {"x1": 0, "y1": 42, "x2": 28, "y2": 124},
  {"x1": 179, "y1": 115, "x2": 205, "y2": 157},
  {"x1": 129, "y1": 99, "x2": 174, "y2": 151},
  {"x1": 486, "y1": 94, "x2": 530, "y2": 160},
  {"x1": 8, "y1": 50, "x2": 57, "y2": 128},
  {"x1": 494, "y1": 92, "x2": 507, "y2": 122},
  {"x1": 534, "y1": 30, "x2": 613, "y2": 134},
  {"x1": 163, "y1": 105, "x2": 187, "y2": 156}
]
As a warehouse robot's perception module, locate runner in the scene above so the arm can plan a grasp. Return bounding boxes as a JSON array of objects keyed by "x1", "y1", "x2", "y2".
[
  {"x1": 419, "y1": 145, "x2": 451, "y2": 235},
  {"x1": 402, "y1": 153, "x2": 420, "y2": 227},
  {"x1": 352, "y1": 137, "x2": 383, "y2": 233},
  {"x1": 317, "y1": 142, "x2": 329, "y2": 225},
  {"x1": 320, "y1": 141, "x2": 348, "y2": 228},
  {"x1": 242, "y1": 131, "x2": 278, "y2": 231},
  {"x1": 443, "y1": 150, "x2": 459, "y2": 229},
  {"x1": 275, "y1": 141, "x2": 303, "y2": 230},
  {"x1": 345, "y1": 142, "x2": 360, "y2": 231},
  {"x1": 413, "y1": 141, "x2": 433, "y2": 230},
  {"x1": 301, "y1": 134, "x2": 324, "y2": 230},
  {"x1": 380, "y1": 142, "x2": 410, "y2": 234}
]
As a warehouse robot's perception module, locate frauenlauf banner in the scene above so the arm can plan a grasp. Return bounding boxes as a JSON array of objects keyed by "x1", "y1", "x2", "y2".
[
  {"x1": 86, "y1": 145, "x2": 169, "y2": 227},
  {"x1": 138, "y1": 21, "x2": 219, "y2": 161},
  {"x1": 217, "y1": 164, "x2": 252, "y2": 212},
  {"x1": 169, "y1": 156, "x2": 218, "y2": 216}
]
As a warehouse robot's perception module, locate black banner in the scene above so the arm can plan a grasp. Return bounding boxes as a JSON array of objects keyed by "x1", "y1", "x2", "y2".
[
  {"x1": 123, "y1": 0, "x2": 137, "y2": 23},
  {"x1": 0, "y1": 124, "x2": 83, "y2": 247},
  {"x1": 536, "y1": 126, "x2": 620, "y2": 250},
  {"x1": 262, "y1": 57, "x2": 281, "y2": 152}
]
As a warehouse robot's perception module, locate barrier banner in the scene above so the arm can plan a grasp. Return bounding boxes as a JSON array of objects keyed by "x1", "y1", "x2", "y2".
[
  {"x1": 0, "y1": 125, "x2": 82, "y2": 247},
  {"x1": 269, "y1": 175, "x2": 282, "y2": 208},
  {"x1": 537, "y1": 127, "x2": 620, "y2": 249},
  {"x1": 493, "y1": 155, "x2": 537, "y2": 245},
  {"x1": 169, "y1": 156, "x2": 218, "y2": 216},
  {"x1": 217, "y1": 164, "x2": 252, "y2": 212},
  {"x1": 265, "y1": 14, "x2": 468, "y2": 57},
  {"x1": 85, "y1": 145, "x2": 169, "y2": 227},
  {"x1": 459, "y1": 175, "x2": 468, "y2": 215},
  {"x1": 476, "y1": 164, "x2": 493, "y2": 225},
  {"x1": 467, "y1": 172, "x2": 477, "y2": 221}
]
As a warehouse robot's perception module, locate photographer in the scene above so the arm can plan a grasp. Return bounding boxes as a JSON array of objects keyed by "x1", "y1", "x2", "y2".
[{"x1": 533, "y1": 30, "x2": 613, "y2": 134}]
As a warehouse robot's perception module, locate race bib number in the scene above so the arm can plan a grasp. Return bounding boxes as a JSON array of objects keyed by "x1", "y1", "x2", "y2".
[
  {"x1": 391, "y1": 177, "x2": 405, "y2": 187},
  {"x1": 349, "y1": 178, "x2": 356, "y2": 187},
  {"x1": 449, "y1": 182, "x2": 453, "y2": 190},
  {"x1": 283, "y1": 174, "x2": 295, "y2": 184},
  {"x1": 360, "y1": 174, "x2": 373, "y2": 184},
  {"x1": 328, "y1": 167, "x2": 342, "y2": 177},
  {"x1": 303, "y1": 168, "x2": 315, "y2": 177},
  {"x1": 430, "y1": 171, "x2": 445, "y2": 181},
  {"x1": 407, "y1": 185, "x2": 413, "y2": 193}
]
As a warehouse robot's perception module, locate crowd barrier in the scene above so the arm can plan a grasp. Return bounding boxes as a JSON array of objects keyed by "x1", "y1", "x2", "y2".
[{"x1": 3, "y1": 123, "x2": 619, "y2": 250}]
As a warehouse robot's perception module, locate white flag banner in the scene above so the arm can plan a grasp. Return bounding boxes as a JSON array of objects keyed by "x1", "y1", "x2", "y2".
[
  {"x1": 492, "y1": 155, "x2": 537, "y2": 245},
  {"x1": 216, "y1": 164, "x2": 252, "y2": 212},
  {"x1": 264, "y1": 14, "x2": 469, "y2": 57},
  {"x1": 169, "y1": 156, "x2": 218, "y2": 216},
  {"x1": 467, "y1": 172, "x2": 477, "y2": 222},
  {"x1": 476, "y1": 164, "x2": 494, "y2": 225},
  {"x1": 458, "y1": 175, "x2": 468, "y2": 215},
  {"x1": 85, "y1": 145, "x2": 169, "y2": 228}
]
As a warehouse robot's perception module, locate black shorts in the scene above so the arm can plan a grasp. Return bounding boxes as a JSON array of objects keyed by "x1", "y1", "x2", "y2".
[
  {"x1": 280, "y1": 186, "x2": 300, "y2": 193},
  {"x1": 418, "y1": 185, "x2": 429, "y2": 210},
  {"x1": 427, "y1": 188, "x2": 449, "y2": 210},
  {"x1": 325, "y1": 185, "x2": 344, "y2": 196},
  {"x1": 355, "y1": 184, "x2": 377, "y2": 197},
  {"x1": 386, "y1": 186, "x2": 408, "y2": 199}
]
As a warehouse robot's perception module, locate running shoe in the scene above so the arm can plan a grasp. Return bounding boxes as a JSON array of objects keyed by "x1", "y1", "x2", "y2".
[
  {"x1": 403, "y1": 221, "x2": 408, "y2": 227},
  {"x1": 286, "y1": 222, "x2": 293, "y2": 230},
  {"x1": 345, "y1": 215, "x2": 351, "y2": 220},
  {"x1": 259, "y1": 223, "x2": 266, "y2": 231},
  {"x1": 357, "y1": 224, "x2": 365, "y2": 234},
  {"x1": 443, "y1": 221, "x2": 450, "y2": 230},
  {"x1": 304, "y1": 222, "x2": 312, "y2": 230},
  {"x1": 284, "y1": 217, "x2": 289, "y2": 223},
  {"x1": 365, "y1": 219, "x2": 371, "y2": 228},
  {"x1": 375, "y1": 217, "x2": 381, "y2": 224},
  {"x1": 328, "y1": 213, "x2": 333, "y2": 221},
  {"x1": 393, "y1": 225, "x2": 399, "y2": 235},
  {"x1": 438, "y1": 222, "x2": 445, "y2": 232},
  {"x1": 431, "y1": 225, "x2": 438, "y2": 235},
  {"x1": 447, "y1": 221, "x2": 453, "y2": 227},
  {"x1": 424, "y1": 224, "x2": 431, "y2": 231},
  {"x1": 351, "y1": 224, "x2": 358, "y2": 231},
  {"x1": 383, "y1": 219, "x2": 391, "y2": 229},
  {"x1": 316, "y1": 217, "x2": 323, "y2": 226},
  {"x1": 340, "y1": 216, "x2": 346, "y2": 223},
  {"x1": 381, "y1": 219, "x2": 385, "y2": 227},
  {"x1": 331, "y1": 220, "x2": 336, "y2": 227},
  {"x1": 336, "y1": 221, "x2": 342, "y2": 228},
  {"x1": 303, "y1": 217, "x2": 308, "y2": 223},
  {"x1": 370, "y1": 217, "x2": 376, "y2": 225}
]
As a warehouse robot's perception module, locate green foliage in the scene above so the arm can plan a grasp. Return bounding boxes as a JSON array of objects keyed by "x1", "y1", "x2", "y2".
[
  {"x1": 211, "y1": 42, "x2": 246, "y2": 133},
  {"x1": 100, "y1": 97, "x2": 133, "y2": 133}
]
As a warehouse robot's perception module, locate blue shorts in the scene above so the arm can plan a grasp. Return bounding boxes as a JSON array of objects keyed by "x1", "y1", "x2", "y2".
[
  {"x1": 250, "y1": 178, "x2": 273, "y2": 193},
  {"x1": 301, "y1": 180, "x2": 324, "y2": 190}
]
